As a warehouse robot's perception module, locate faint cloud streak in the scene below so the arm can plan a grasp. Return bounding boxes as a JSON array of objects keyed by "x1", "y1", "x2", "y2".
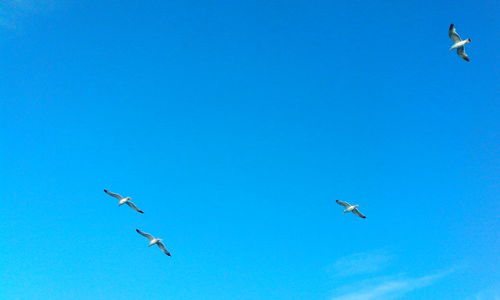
[
  {"x1": 330, "y1": 269, "x2": 455, "y2": 300},
  {"x1": 0, "y1": 0, "x2": 54, "y2": 29},
  {"x1": 468, "y1": 286, "x2": 500, "y2": 300},
  {"x1": 331, "y1": 250, "x2": 393, "y2": 277}
]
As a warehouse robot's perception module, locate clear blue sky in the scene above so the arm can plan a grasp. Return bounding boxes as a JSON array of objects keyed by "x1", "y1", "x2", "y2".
[{"x1": 1, "y1": 1, "x2": 498, "y2": 299}]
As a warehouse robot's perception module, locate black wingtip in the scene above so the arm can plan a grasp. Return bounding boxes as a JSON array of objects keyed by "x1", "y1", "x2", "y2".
[
  {"x1": 167, "y1": 253, "x2": 172, "y2": 257},
  {"x1": 135, "y1": 229, "x2": 140, "y2": 233},
  {"x1": 104, "y1": 189, "x2": 108, "y2": 193},
  {"x1": 139, "y1": 210, "x2": 144, "y2": 214},
  {"x1": 449, "y1": 24, "x2": 454, "y2": 29}
]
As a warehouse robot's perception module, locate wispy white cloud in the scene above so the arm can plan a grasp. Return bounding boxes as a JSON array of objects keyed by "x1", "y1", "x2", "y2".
[
  {"x1": 330, "y1": 269, "x2": 454, "y2": 300},
  {"x1": 328, "y1": 250, "x2": 459, "y2": 300},
  {"x1": 467, "y1": 286, "x2": 500, "y2": 300},
  {"x1": 330, "y1": 249, "x2": 393, "y2": 277}
]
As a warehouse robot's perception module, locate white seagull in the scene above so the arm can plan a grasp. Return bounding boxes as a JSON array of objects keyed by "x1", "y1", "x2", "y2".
[
  {"x1": 448, "y1": 24, "x2": 471, "y2": 62},
  {"x1": 104, "y1": 189, "x2": 144, "y2": 214},
  {"x1": 335, "y1": 200, "x2": 366, "y2": 219},
  {"x1": 136, "y1": 229, "x2": 171, "y2": 256}
]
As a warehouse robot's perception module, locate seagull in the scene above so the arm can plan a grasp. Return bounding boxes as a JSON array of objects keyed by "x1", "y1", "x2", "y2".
[
  {"x1": 448, "y1": 24, "x2": 471, "y2": 62},
  {"x1": 103, "y1": 189, "x2": 144, "y2": 214},
  {"x1": 335, "y1": 200, "x2": 366, "y2": 219},
  {"x1": 136, "y1": 229, "x2": 171, "y2": 256}
]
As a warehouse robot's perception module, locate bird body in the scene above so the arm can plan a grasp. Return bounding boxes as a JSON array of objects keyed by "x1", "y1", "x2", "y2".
[
  {"x1": 118, "y1": 197, "x2": 132, "y2": 205},
  {"x1": 344, "y1": 204, "x2": 359, "y2": 213},
  {"x1": 148, "y1": 238, "x2": 161, "y2": 247},
  {"x1": 449, "y1": 39, "x2": 471, "y2": 50}
]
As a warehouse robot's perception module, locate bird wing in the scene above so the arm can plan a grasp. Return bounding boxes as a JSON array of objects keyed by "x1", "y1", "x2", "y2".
[
  {"x1": 448, "y1": 24, "x2": 462, "y2": 43},
  {"x1": 352, "y1": 208, "x2": 366, "y2": 219},
  {"x1": 457, "y1": 47, "x2": 470, "y2": 62},
  {"x1": 336, "y1": 200, "x2": 351, "y2": 208},
  {"x1": 104, "y1": 189, "x2": 123, "y2": 200},
  {"x1": 136, "y1": 229, "x2": 155, "y2": 241},
  {"x1": 126, "y1": 201, "x2": 144, "y2": 213},
  {"x1": 157, "y1": 241, "x2": 171, "y2": 256}
]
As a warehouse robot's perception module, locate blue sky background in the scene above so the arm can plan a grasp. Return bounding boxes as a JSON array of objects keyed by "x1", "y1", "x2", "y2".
[{"x1": 1, "y1": 1, "x2": 498, "y2": 299}]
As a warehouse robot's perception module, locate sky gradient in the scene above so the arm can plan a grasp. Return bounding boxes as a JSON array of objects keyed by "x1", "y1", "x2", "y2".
[{"x1": 1, "y1": 1, "x2": 499, "y2": 299}]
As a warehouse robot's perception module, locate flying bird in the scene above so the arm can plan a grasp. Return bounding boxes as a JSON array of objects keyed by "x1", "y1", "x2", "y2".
[
  {"x1": 136, "y1": 229, "x2": 171, "y2": 256},
  {"x1": 335, "y1": 200, "x2": 366, "y2": 219},
  {"x1": 104, "y1": 189, "x2": 144, "y2": 214},
  {"x1": 448, "y1": 24, "x2": 471, "y2": 62}
]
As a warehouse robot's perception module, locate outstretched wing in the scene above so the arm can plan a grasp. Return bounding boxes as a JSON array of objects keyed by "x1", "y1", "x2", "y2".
[
  {"x1": 104, "y1": 189, "x2": 123, "y2": 200},
  {"x1": 352, "y1": 208, "x2": 366, "y2": 219},
  {"x1": 126, "y1": 201, "x2": 144, "y2": 214},
  {"x1": 157, "y1": 241, "x2": 171, "y2": 256},
  {"x1": 457, "y1": 47, "x2": 470, "y2": 62},
  {"x1": 336, "y1": 200, "x2": 351, "y2": 208},
  {"x1": 136, "y1": 229, "x2": 154, "y2": 241},
  {"x1": 448, "y1": 24, "x2": 462, "y2": 43}
]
